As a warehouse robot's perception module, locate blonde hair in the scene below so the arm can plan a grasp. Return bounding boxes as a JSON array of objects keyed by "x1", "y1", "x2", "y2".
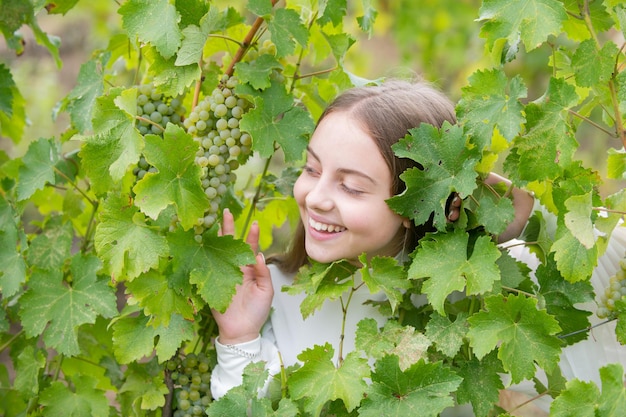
[{"x1": 271, "y1": 80, "x2": 456, "y2": 273}]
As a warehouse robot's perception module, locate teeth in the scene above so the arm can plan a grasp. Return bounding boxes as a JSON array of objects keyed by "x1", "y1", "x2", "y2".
[{"x1": 309, "y1": 217, "x2": 346, "y2": 233}]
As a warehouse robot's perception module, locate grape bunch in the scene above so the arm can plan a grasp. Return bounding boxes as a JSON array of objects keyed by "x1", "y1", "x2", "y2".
[
  {"x1": 133, "y1": 83, "x2": 186, "y2": 180},
  {"x1": 167, "y1": 352, "x2": 213, "y2": 417},
  {"x1": 596, "y1": 258, "x2": 626, "y2": 319},
  {"x1": 184, "y1": 75, "x2": 252, "y2": 242}
]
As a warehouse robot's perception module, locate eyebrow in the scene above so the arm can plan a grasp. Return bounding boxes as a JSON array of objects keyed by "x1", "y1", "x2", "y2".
[{"x1": 306, "y1": 146, "x2": 378, "y2": 185}]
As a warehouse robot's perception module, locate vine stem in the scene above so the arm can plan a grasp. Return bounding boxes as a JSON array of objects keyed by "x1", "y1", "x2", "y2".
[
  {"x1": 558, "y1": 317, "x2": 616, "y2": 340},
  {"x1": 224, "y1": 0, "x2": 280, "y2": 77},
  {"x1": 337, "y1": 279, "x2": 363, "y2": 367},
  {"x1": 0, "y1": 329, "x2": 24, "y2": 354},
  {"x1": 238, "y1": 153, "x2": 273, "y2": 240},
  {"x1": 52, "y1": 166, "x2": 97, "y2": 207},
  {"x1": 501, "y1": 286, "x2": 537, "y2": 298}
]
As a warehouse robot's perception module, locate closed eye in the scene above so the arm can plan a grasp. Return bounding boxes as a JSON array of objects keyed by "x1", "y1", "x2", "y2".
[{"x1": 340, "y1": 183, "x2": 363, "y2": 196}]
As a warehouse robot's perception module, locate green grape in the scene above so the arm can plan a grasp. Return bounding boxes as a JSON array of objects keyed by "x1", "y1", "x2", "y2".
[{"x1": 597, "y1": 259, "x2": 626, "y2": 319}]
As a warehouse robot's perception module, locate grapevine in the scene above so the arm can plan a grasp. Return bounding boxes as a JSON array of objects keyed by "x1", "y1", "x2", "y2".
[
  {"x1": 597, "y1": 258, "x2": 626, "y2": 319},
  {"x1": 167, "y1": 352, "x2": 214, "y2": 417}
]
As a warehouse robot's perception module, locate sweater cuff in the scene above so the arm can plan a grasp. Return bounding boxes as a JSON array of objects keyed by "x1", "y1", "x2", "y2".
[{"x1": 215, "y1": 335, "x2": 262, "y2": 360}]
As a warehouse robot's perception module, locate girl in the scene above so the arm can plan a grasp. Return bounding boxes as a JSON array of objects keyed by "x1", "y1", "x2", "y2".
[{"x1": 210, "y1": 80, "x2": 625, "y2": 415}]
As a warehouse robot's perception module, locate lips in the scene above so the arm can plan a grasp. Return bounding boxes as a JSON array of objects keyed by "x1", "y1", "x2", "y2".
[{"x1": 308, "y1": 217, "x2": 346, "y2": 233}]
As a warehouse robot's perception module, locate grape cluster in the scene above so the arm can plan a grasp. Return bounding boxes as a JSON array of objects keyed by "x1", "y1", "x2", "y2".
[
  {"x1": 184, "y1": 75, "x2": 252, "y2": 242},
  {"x1": 597, "y1": 258, "x2": 626, "y2": 319},
  {"x1": 133, "y1": 83, "x2": 186, "y2": 180},
  {"x1": 167, "y1": 352, "x2": 213, "y2": 417}
]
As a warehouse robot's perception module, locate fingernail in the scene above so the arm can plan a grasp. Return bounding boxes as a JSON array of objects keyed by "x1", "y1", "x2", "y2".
[
  {"x1": 258, "y1": 252, "x2": 265, "y2": 264},
  {"x1": 224, "y1": 208, "x2": 230, "y2": 215},
  {"x1": 453, "y1": 196, "x2": 460, "y2": 204}
]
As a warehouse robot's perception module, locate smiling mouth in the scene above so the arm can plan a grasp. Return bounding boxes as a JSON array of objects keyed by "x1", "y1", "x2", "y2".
[{"x1": 308, "y1": 217, "x2": 346, "y2": 233}]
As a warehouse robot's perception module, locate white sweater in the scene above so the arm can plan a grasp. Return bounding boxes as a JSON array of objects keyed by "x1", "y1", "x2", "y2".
[{"x1": 210, "y1": 225, "x2": 626, "y2": 415}]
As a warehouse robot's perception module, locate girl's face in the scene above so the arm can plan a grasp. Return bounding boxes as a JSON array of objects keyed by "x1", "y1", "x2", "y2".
[{"x1": 293, "y1": 111, "x2": 406, "y2": 264}]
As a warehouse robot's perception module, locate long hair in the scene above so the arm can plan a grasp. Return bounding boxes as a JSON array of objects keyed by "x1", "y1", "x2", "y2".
[{"x1": 270, "y1": 79, "x2": 457, "y2": 273}]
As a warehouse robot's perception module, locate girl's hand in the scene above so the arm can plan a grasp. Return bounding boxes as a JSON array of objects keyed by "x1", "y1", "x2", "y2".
[
  {"x1": 446, "y1": 193, "x2": 462, "y2": 222},
  {"x1": 211, "y1": 209, "x2": 274, "y2": 345}
]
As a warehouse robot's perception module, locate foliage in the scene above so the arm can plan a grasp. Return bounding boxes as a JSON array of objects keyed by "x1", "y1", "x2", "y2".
[{"x1": 1, "y1": 0, "x2": 626, "y2": 416}]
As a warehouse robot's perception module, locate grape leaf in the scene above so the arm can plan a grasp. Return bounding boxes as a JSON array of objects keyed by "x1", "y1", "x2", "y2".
[
  {"x1": 572, "y1": 39, "x2": 619, "y2": 88},
  {"x1": 0, "y1": 195, "x2": 26, "y2": 297},
  {"x1": 359, "y1": 254, "x2": 411, "y2": 313},
  {"x1": 112, "y1": 313, "x2": 194, "y2": 364},
  {"x1": 133, "y1": 124, "x2": 209, "y2": 230},
  {"x1": 425, "y1": 312, "x2": 468, "y2": 358},
  {"x1": 19, "y1": 254, "x2": 118, "y2": 356},
  {"x1": 62, "y1": 53, "x2": 107, "y2": 133},
  {"x1": 17, "y1": 137, "x2": 60, "y2": 201},
  {"x1": 144, "y1": 45, "x2": 201, "y2": 105},
  {"x1": 168, "y1": 227, "x2": 255, "y2": 312},
  {"x1": 359, "y1": 356, "x2": 462, "y2": 417},
  {"x1": 235, "y1": 54, "x2": 283, "y2": 90},
  {"x1": 356, "y1": 0, "x2": 378, "y2": 37},
  {"x1": 14, "y1": 345, "x2": 46, "y2": 396},
  {"x1": 467, "y1": 294, "x2": 562, "y2": 383},
  {"x1": 39, "y1": 376, "x2": 109, "y2": 417},
  {"x1": 564, "y1": 192, "x2": 595, "y2": 249},
  {"x1": 174, "y1": 0, "x2": 209, "y2": 27},
  {"x1": 0, "y1": 63, "x2": 15, "y2": 116},
  {"x1": 287, "y1": 345, "x2": 370, "y2": 416},
  {"x1": 317, "y1": 0, "x2": 347, "y2": 27},
  {"x1": 268, "y1": 8, "x2": 309, "y2": 57},
  {"x1": 597, "y1": 363, "x2": 626, "y2": 416},
  {"x1": 77, "y1": 87, "x2": 143, "y2": 195},
  {"x1": 475, "y1": 192, "x2": 515, "y2": 236},
  {"x1": 409, "y1": 230, "x2": 502, "y2": 315},
  {"x1": 118, "y1": 360, "x2": 169, "y2": 410},
  {"x1": 456, "y1": 352, "x2": 504, "y2": 417},
  {"x1": 355, "y1": 319, "x2": 431, "y2": 371},
  {"x1": 248, "y1": 0, "x2": 274, "y2": 16},
  {"x1": 387, "y1": 122, "x2": 479, "y2": 231},
  {"x1": 239, "y1": 79, "x2": 314, "y2": 163},
  {"x1": 119, "y1": 0, "x2": 182, "y2": 60},
  {"x1": 175, "y1": 8, "x2": 217, "y2": 67},
  {"x1": 95, "y1": 193, "x2": 169, "y2": 281},
  {"x1": 284, "y1": 259, "x2": 357, "y2": 319},
  {"x1": 457, "y1": 69, "x2": 527, "y2": 148},
  {"x1": 552, "y1": 228, "x2": 598, "y2": 282},
  {"x1": 125, "y1": 269, "x2": 196, "y2": 327},
  {"x1": 607, "y1": 147, "x2": 626, "y2": 180},
  {"x1": 26, "y1": 215, "x2": 73, "y2": 271},
  {"x1": 478, "y1": 0, "x2": 567, "y2": 52}
]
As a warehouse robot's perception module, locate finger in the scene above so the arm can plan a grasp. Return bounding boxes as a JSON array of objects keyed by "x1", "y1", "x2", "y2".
[
  {"x1": 221, "y1": 208, "x2": 235, "y2": 236},
  {"x1": 447, "y1": 208, "x2": 459, "y2": 222},
  {"x1": 252, "y1": 252, "x2": 273, "y2": 292},
  {"x1": 246, "y1": 221, "x2": 260, "y2": 254},
  {"x1": 451, "y1": 194, "x2": 461, "y2": 208}
]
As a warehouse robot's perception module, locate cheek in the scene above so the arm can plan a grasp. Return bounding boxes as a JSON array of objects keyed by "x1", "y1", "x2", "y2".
[{"x1": 293, "y1": 175, "x2": 307, "y2": 206}]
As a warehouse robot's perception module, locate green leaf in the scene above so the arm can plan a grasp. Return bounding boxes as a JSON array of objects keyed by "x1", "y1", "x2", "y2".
[
  {"x1": 0, "y1": 63, "x2": 26, "y2": 143},
  {"x1": 572, "y1": 39, "x2": 619, "y2": 88},
  {"x1": 17, "y1": 137, "x2": 60, "y2": 201},
  {"x1": 0, "y1": 195, "x2": 26, "y2": 297},
  {"x1": 457, "y1": 69, "x2": 527, "y2": 148},
  {"x1": 284, "y1": 259, "x2": 357, "y2": 319},
  {"x1": 552, "y1": 228, "x2": 598, "y2": 282},
  {"x1": 597, "y1": 363, "x2": 626, "y2": 416},
  {"x1": 359, "y1": 255, "x2": 411, "y2": 313},
  {"x1": 607, "y1": 147, "x2": 626, "y2": 180},
  {"x1": 62, "y1": 53, "x2": 108, "y2": 133},
  {"x1": 475, "y1": 192, "x2": 516, "y2": 236},
  {"x1": 355, "y1": 319, "x2": 431, "y2": 370},
  {"x1": 168, "y1": 227, "x2": 255, "y2": 312},
  {"x1": 288, "y1": 345, "x2": 370, "y2": 416},
  {"x1": 125, "y1": 269, "x2": 196, "y2": 327},
  {"x1": 39, "y1": 376, "x2": 110, "y2": 417},
  {"x1": 359, "y1": 356, "x2": 462, "y2": 417},
  {"x1": 478, "y1": 0, "x2": 567, "y2": 52},
  {"x1": 174, "y1": 0, "x2": 209, "y2": 27},
  {"x1": 356, "y1": 0, "x2": 378, "y2": 37},
  {"x1": 119, "y1": 0, "x2": 183, "y2": 60},
  {"x1": 0, "y1": 63, "x2": 16, "y2": 116},
  {"x1": 235, "y1": 54, "x2": 283, "y2": 90},
  {"x1": 112, "y1": 313, "x2": 194, "y2": 363},
  {"x1": 77, "y1": 87, "x2": 143, "y2": 195},
  {"x1": 564, "y1": 192, "x2": 595, "y2": 249},
  {"x1": 26, "y1": 215, "x2": 73, "y2": 270},
  {"x1": 317, "y1": 0, "x2": 347, "y2": 27},
  {"x1": 467, "y1": 294, "x2": 562, "y2": 383},
  {"x1": 409, "y1": 230, "x2": 502, "y2": 315},
  {"x1": 387, "y1": 122, "x2": 479, "y2": 231},
  {"x1": 118, "y1": 360, "x2": 169, "y2": 410},
  {"x1": 133, "y1": 124, "x2": 209, "y2": 230},
  {"x1": 269, "y1": 8, "x2": 309, "y2": 57},
  {"x1": 456, "y1": 352, "x2": 504, "y2": 417},
  {"x1": 19, "y1": 254, "x2": 118, "y2": 356},
  {"x1": 144, "y1": 45, "x2": 200, "y2": 97},
  {"x1": 425, "y1": 312, "x2": 468, "y2": 358},
  {"x1": 95, "y1": 193, "x2": 169, "y2": 281},
  {"x1": 14, "y1": 345, "x2": 46, "y2": 396},
  {"x1": 239, "y1": 79, "x2": 314, "y2": 163}
]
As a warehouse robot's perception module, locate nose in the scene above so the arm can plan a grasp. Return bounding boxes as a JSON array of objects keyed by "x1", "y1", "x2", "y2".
[{"x1": 304, "y1": 176, "x2": 334, "y2": 212}]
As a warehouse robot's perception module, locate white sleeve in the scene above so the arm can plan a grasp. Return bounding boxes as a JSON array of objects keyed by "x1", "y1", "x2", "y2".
[{"x1": 210, "y1": 328, "x2": 282, "y2": 400}]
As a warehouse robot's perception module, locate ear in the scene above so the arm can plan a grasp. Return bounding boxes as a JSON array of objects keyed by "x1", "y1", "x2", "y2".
[{"x1": 402, "y1": 218, "x2": 411, "y2": 229}]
